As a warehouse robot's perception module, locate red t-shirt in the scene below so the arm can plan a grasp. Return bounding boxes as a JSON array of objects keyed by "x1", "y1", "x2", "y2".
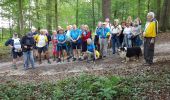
[{"x1": 82, "y1": 31, "x2": 91, "y2": 41}]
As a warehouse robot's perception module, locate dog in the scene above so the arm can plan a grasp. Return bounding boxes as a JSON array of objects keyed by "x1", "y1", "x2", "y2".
[{"x1": 118, "y1": 47, "x2": 142, "y2": 63}]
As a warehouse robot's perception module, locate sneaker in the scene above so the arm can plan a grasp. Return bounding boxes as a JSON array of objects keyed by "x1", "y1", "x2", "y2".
[
  {"x1": 143, "y1": 63, "x2": 151, "y2": 66},
  {"x1": 13, "y1": 65, "x2": 17, "y2": 69},
  {"x1": 32, "y1": 66, "x2": 35, "y2": 69},
  {"x1": 73, "y1": 58, "x2": 76, "y2": 61},
  {"x1": 67, "y1": 57, "x2": 70, "y2": 62},
  {"x1": 57, "y1": 58, "x2": 61, "y2": 63},
  {"x1": 24, "y1": 67, "x2": 28, "y2": 71},
  {"x1": 48, "y1": 60, "x2": 51, "y2": 64},
  {"x1": 78, "y1": 58, "x2": 83, "y2": 61},
  {"x1": 39, "y1": 61, "x2": 42, "y2": 65}
]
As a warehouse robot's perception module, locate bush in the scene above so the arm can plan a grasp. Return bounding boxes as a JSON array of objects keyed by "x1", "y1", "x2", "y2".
[{"x1": 0, "y1": 74, "x2": 132, "y2": 100}]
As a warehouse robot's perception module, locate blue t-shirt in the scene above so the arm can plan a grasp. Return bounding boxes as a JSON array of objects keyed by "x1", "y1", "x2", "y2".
[
  {"x1": 98, "y1": 27, "x2": 110, "y2": 38},
  {"x1": 96, "y1": 27, "x2": 103, "y2": 36},
  {"x1": 57, "y1": 34, "x2": 67, "y2": 42},
  {"x1": 87, "y1": 43, "x2": 95, "y2": 52},
  {"x1": 70, "y1": 29, "x2": 81, "y2": 40}
]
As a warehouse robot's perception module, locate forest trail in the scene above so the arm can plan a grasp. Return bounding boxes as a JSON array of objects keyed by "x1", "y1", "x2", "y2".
[{"x1": 0, "y1": 33, "x2": 170, "y2": 83}]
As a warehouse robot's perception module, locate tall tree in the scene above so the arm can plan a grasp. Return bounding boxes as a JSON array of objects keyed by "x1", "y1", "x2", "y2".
[
  {"x1": 102, "y1": 0, "x2": 111, "y2": 20},
  {"x1": 46, "y1": 0, "x2": 52, "y2": 32},
  {"x1": 76, "y1": 0, "x2": 79, "y2": 26},
  {"x1": 18, "y1": 0, "x2": 24, "y2": 36},
  {"x1": 160, "y1": 0, "x2": 170, "y2": 31},
  {"x1": 138, "y1": 0, "x2": 141, "y2": 17},
  {"x1": 92, "y1": 0, "x2": 95, "y2": 30},
  {"x1": 55, "y1": 0, "x2": 58, "y2": 29},
  {"x1": 36, "y1": 0, "x2": 40, "y2": 29},
  {"x1": 147, "y1": 0, "x2": 150, "y2": 12},
  {"x1": 156, "y1": 0, "x2": 161, "y2": 21}
]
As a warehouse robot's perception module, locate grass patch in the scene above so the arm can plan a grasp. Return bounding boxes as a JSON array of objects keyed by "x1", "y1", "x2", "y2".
[
  {"x1": 1, "y1": 69, "x2": 170, "y2": 100},
  {"x1": 0, "y1": 74, "x2": 132, "y2": 100}
]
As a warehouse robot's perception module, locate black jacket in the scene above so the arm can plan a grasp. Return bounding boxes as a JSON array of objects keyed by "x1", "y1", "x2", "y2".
[{"x1": 21, "y1": 36, "x2": 35, "y2": 52}]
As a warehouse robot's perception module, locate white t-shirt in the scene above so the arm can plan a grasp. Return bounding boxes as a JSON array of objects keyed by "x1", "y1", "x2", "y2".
[
  {"x1": 66, "y1": 30, "x2": 71, "y2": 41},
  {"x1": 123, "y1": 27, "x2": 132, "y2": 35},
  {"x1": 111, "y1": 25, "x2": 122, "y2": 34},
  {"x1": 132, "y1": 26, "x2": 141, "y2": 36},
  {"x1": 13, "y1": 38, "x2": 21, "y2": 49},
  {"x1": 37, "y1": 35, "x2": 46, "y2": 47}
]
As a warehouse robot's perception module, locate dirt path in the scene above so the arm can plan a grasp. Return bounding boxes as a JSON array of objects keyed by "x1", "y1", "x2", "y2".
[{"x1": 0, "y1": 33, "x2": 170, "y2": 83}]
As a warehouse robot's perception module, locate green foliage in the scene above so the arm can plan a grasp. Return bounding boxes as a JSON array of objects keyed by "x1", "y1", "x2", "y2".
[
  {"x1": 0, "y1": 0, "x2": 160, "y2": 32},
  {"x1": 0, "y1": 74, "x2": 132, "y2": 100}
]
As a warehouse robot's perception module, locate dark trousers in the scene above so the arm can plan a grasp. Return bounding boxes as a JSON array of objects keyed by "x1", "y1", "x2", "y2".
[{"x1": 144, "y1": 38, "x2": 155, "y2": 64}]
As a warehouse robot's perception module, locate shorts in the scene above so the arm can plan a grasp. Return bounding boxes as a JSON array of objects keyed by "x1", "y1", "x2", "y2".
[
  {"x1": 57, "y1": 43, "x2": 67, "y2": 51},
  {"x1": 12, "y1": 51, "x2": 23, "y2": 59},
  {"x1": 82, "y1": 41, "x2": 87, "y2": 52},
  {"x1": 33, "y1": 45, "x2": 37, "y2": 49},
  {"x1": 37, "y1": 46, "x2": 48, "y2": 54},
  {"x1": 72, "y1": 42, "x2": 81, "y2": 49}
]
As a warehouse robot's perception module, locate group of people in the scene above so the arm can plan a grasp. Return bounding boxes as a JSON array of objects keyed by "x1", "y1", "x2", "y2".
[{"x1": 5, "y1": 12, "x2": 158, "y2": 70}]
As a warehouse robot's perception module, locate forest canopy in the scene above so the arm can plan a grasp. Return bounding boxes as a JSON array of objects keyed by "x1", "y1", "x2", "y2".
[{"x1": 0, "y1": 0, "x2": 169, "y2": 36}]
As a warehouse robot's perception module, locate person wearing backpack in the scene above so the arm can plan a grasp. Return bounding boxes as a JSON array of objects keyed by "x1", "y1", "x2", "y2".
[
  {"x1": 5, "y1": 33, "x2": 23, "y2": 69},
  {"x1": 21, "y1": 32, "x2": 35, "y2": 70},
  {"x1": 56, "y1": 28, "x2": 68, "y2": 62}
]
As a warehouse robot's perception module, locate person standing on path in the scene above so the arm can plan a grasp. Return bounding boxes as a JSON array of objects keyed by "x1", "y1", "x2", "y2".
[
  {"x1": 98, "y1": 22, "x2": 111, "y2": 58},
  {"x1": 5, "y1": 33, "x2": 23, "y2": 69},
  {"x1": 143, "y1": 12, "x2": 158, "y2": 66},
  {"x1": 21, "y1": 32, "x2": 35, "y2": 70}
]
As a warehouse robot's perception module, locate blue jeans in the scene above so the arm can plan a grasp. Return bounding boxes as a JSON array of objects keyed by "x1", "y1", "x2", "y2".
[
  {"x1": 111, "y1": 34, "x2": 120, "y2": 54},
  {"x1": 123, "y1": 34, "x2": 132, "y2": 48},
  {"x1": 23, "y1": 51, "x2": 35, "y2": 69}
]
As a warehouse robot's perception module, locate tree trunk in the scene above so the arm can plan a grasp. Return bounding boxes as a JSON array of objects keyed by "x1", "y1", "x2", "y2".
[
  {"x1": 46, "y1": 0, "x2": 52, "y2": 32},
  {"x1": 156, "y1": 0, "x2": 161, "y2": 21},
  {"x1": 102, "y1": 0, "x2": 111, "y2": 20},
  {"x1": 160, "y1": 0, "x2": 170, "y2": 31},
  {"x1": 76, "y1": 0, "x2": 79, "y2": 26},
  {"x1": 18, "y1": 0, "x2": 24, "y2": 36},
  {"x1": 138, "y1": 0, "x2": 141, "y2": 17},
  {"x1": 147, "y1": 0, "x2": 150, "y2": 12},
  {"x1": 55, "y1": 0, "x2": 58, "y2": 30},
  {"x1": 92, "y1": 0, "x2": 95, "y2": 30},
  {"x1": 97, "y1": 1, "x2": 101, "y2": 20},
  {"x1": 36, "y1": 0, "x2": 40, "y2": 29},
  {"x1": 28, "y1": 0, "x2": 31, "y2": 29}
]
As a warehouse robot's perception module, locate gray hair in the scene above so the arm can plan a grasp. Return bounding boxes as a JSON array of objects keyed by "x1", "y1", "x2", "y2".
[{"x1": 147, "y1": 12, "x2": 155, "y2": 18}]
